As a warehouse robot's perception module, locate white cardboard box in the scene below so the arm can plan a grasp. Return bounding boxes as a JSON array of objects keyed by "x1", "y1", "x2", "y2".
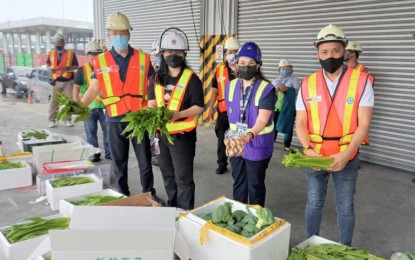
[
  {"x1": 17, "y1": 129, "x2": 52, "y2": 152},
  {"x1": 59, "y1": 189, "x2": 125, "y2": 217},
  {"x1": 0, "y1": 214, "x2": 67, "y2": 260},
  {"x1": 46, "y1": 174, "x2": 103, "y2": 211},
  {"x1": 175, "y1": 197, "x2": 291, "y2": 260},
  {"x1": 36, "y1": 164, "x2": 111, "y2": 196},
  {"x1": 49, "y1": 206, "x2": 176, "y2": 260},
  {"x1": 0, "y1": 161, "x2": 32, "y2": 191},
  {"x1": 295, "y1": 235, "x2": 339, "y2": 249}
]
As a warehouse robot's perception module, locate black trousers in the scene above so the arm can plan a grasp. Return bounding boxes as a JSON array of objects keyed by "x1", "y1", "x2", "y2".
[
  {"x1": 157, "y1": 132, "x2": 196, "y2": 210},
  {"x1": 230, "y1": 156, "x2": 271, "y2": 207},
  {"x1": 107, "y1": 121, "x2": 155, "y2": 196},
  {"x1": 215, "y1": 111, "x2": 230, "y2": 168}
]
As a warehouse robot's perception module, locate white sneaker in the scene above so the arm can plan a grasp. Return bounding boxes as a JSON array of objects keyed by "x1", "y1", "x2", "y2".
[
  {"x1": 48, "y1": 121, "x2": 56, "y2": 128},
  {"x1": 65, "y1": 120, "x2": 74, "y2": 127}
]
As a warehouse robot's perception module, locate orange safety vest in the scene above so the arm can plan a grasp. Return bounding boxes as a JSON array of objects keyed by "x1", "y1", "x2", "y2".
[
  {"x1": 354, "y1": 63, "x2": 375, "y2": 86},
  {"x1": 215, "y1": 64, "x2": 230, "y2": 112},
  {"x1": 49, "y1": 50, "x2": 75, "y2": 80},
  {"x1": 154, "y1": 68, "x2": 197, "y2": 134},
  {"x1": 301, "y1": 67, "x2": 369, "y2": 160},
  {"x1": 93, "y1": 49, "x2": 150, "y2": 118}
]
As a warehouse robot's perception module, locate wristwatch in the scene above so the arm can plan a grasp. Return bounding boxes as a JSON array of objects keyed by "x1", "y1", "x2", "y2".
[
  {"x1": 247, "y1": 131, "x2": 255, "y2": 140},
  {"x1": 303, "y1": 145, "x2": 312, "y2": 154}
]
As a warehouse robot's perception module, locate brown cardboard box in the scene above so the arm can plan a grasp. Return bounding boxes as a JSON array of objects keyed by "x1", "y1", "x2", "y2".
[{"x1": 101, "y1": 192, "x2": 160, "y2": 207}]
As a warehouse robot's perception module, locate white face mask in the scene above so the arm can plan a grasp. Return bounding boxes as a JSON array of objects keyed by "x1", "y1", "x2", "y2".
[{"x1": 226, "y1": 54, "x2": 236, "y2": 64}]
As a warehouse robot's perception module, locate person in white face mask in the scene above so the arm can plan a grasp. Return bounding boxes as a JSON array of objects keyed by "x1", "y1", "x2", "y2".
[{"x1": 209, "y1": 36, "x2": 241, "y2": 175}]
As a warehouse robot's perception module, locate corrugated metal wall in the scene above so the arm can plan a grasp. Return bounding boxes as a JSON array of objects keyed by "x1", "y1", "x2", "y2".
[
  {"x1": 238, "y1": 0, "x2": 415, "y2": 172},
  {"x1": 97, "y1": 0, "x2": 201, "y2": 72}
]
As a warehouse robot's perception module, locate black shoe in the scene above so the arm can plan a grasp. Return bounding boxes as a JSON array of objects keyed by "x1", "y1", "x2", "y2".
[
  {"x1": 88, "y1": 153, "x2": 101, "y2": 162},
  {"x1": 105, "y1": 154, "x2": 112, "y2": 160},
  {"x1": 151, "y1": 194, "x2": 166, "y2": 206},
  {"x1": 215, "y1": 166, "x2": 228, "y2": 175}
]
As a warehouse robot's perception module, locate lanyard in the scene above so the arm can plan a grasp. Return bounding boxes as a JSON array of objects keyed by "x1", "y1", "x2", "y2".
[{"x1": 239, "y1": 78, "x2": 256, "y2": 123}]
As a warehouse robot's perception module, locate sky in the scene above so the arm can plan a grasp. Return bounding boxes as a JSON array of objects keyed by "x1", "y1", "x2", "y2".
[{"x1": 0, "y1": 0, "x2": 93, "y2": 23}]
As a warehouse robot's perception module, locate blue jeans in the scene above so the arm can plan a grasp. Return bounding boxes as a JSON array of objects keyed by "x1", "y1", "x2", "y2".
[
  {"x1": 305, "y1": 157, "x2": 359, "y2": 246},
  {"x1": 84, "y1": 108, "x2": 110, "y2": 157}
]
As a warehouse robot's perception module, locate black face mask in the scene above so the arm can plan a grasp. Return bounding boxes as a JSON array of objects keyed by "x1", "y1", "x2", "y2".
[
  {"x1": 319, "y1": 57, "x2": 344, "y2": 74},
  {"x1": 165, "y1": 55, "x2": 184, "y2": 68},
  {"x1": 55, "y1": 46, "x2": 64, "y2": 51},
  {"x1": 238, "y1": 65, "x2": 257, "y2": 80}
]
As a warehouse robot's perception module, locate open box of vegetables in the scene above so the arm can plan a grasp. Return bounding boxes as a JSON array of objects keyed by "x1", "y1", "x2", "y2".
[
  {"x1": 0, "y1": 214, "x2": 69, "y2": 260},
  {"x1": 46, "y1": 174, "x2": 103, "y2": 211},
  {"x1": 0, "y1": 161, "x2": 32, "y2": 191}
]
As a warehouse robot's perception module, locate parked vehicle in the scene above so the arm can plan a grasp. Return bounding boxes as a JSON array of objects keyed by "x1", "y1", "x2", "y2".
[
  {"x1": 27, "y1": 68, "x2": 53, "y2": 103},
  {"x1": 0, "y1": 66, "x2": 33, "y2": 97}
]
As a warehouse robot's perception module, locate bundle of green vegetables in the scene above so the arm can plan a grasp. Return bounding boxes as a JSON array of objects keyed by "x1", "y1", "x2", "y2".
[
  {"x1": 282, "y1": 149, "x2": 334, "y2": 171},
  {"x1": 22, "y1": 129, "x2": 48, "y2": 139},
  {"x1": 198, "y1": 202, "x2": 276, "y2": 238},
  {"x1": 288, "y1": 243, "x2": 385, "y2": 260},
  {"x1": 4, "y1": 217, "x2": 70, "y2": 244},
  {"x1": 405, "y1": 251, "x2": 415, "y2": 260},
  {"x1": 0, "y1": 161, "x2": 24, "y2": 170},
  {"x1": 50, "y1": 176, "x2": 93, "y2": 188},
  {"x1": 71, "y1": 195, "x2": 123, "y2": 206},
  {"x1": 55, "y1": 91, "x2": 90, "y2": 122},
  {"x1": 121, "y1": 106, "x2": 174, "y2": 144}
]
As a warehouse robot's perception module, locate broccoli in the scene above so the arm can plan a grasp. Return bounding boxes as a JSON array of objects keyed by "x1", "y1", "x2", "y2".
[
  {"x1": 243, "y1": 224, "x2": 259, "y2": 234},
  {"x1": 225, "y1": 224, "x2": 242, "y2": 234},
  {"x1": 241, "y1": 214, "x2": 258, "y2": 226},
  {"x1": 215, "y1": 223, "x2": 228, "y2": 228},
  {"x1": 232, "y1": 210, "x2": 248, "y2": 222},
  {"x1": 212, "y1": 202, "x2": 234, "y2": 225},
  {"x1": 234, "y1": 221, "x2": 245, "y2": 229},
  {"x1": 255, "y1": 208, "x2": 275, "y2": 230},
  {"x1": 241, "y1": 230, "x2": 256, "y2": 238},
  {"x1": 199, "y1": 213, "x2": 212, "y2": 221}
]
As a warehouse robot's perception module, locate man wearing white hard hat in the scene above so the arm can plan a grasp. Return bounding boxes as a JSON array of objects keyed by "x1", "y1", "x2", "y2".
[
  {"x1": 296, "y1": 24, "x2": 374, "y2": 246},
  {"x1": 150, "y1": 38, "x2": 162, "y2": 71},
  {"x1": 271, "y1": 59, "x2": 300, "y2": 152},
  {"x1": 209, "y1": 36, "x2": 240, "y2": 175},
  {"x1": 46, "y1": 33, "x2": 79, "y2": 128},
  {"x1": 81, "y1": 12, "x2": 161, "y2": 204},
  {"x1": 346, "y1": 41, "x2": 375, "y2": 85},
  {"x1": 73, "y1": 40, "x2": 110, "y2": 162}
]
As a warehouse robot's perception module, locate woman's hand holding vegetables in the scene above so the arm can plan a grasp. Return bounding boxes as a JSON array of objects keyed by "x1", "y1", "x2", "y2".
[
  {"x1": 169, "y1": 111, "x2": 181, "y2": 122},
  {"x1": 328, "y1": 151, "x2": 351, "y2": 172}
]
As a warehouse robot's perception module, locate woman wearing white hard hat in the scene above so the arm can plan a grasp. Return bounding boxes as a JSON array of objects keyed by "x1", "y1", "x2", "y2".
[
  {"x1": 271, "y1": 59, "x2": 300, "y2": 152},
  {"x1": 148, "y1": 27, "x2": 204, "y2": 210}
]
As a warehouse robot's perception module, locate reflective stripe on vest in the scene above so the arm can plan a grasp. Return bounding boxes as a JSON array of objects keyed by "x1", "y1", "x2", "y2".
[
  {"x1": 155, "y1": 68, "x2": 196, "y2": 134},
  {"x1": 95, "y1": 49, "x2": 149, "y2": 118},
  {"x1": 302, "y1": 68, "x2": 367, "y2": 158},
  {"x1": 229, "y1": 123, "x2": 274, "y2": 135},
  {"x1": 49, "y1": 50, "x2": 74, "y2": 80},
  {"x1": 228, "y1": 80, "x2": 269, "y2": 107},
  {"x1": 216, "y1": 65, "x2": 229, "y2": 112},
  {"x1": 83, "y1": 62, "x2": 92, "y2": 87}
]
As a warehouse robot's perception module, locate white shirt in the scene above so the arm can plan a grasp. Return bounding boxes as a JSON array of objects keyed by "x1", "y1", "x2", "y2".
[
  {"x1": 296, "y1": 67, "x2": 374, "y2": 111},
  {"x1": 271, "y1": 75, "x2": 301, "y2": 90}
]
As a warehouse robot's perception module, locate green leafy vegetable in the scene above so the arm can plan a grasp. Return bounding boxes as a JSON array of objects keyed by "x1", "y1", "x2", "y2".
[
  {"x1": 255, "y1": 207, "x2": 275, "y2": 230},
  {"x1": 199, "y1": 213, "x2": 213, "y2": 221},
  {"x1": 212, "y1": 202, "x2": 234, "y2": 225},
  {"x1": 70, "y1": 195, "x2": 123, "y2": 206},
  {"x1": 22, "y1": 129, "x2": 48, "y2": 139},
  {"x1": 4, "y1": 217, "x2": 70, "y2": 244},
  {"x1": 0, "y1": 161, "x2": 24, "y2": 170},
  {"x1": 288, "y1": 243, "x2": 386, "y2": 260},
  {"x1": 282, "y1": 149, "x2": 334, "y2": 171},
  {"x1": 50, "y1": 176, "x2": 93, "y2": 188},
  {"x1": 121, "y1": 107, "x2": 174, "y2": 144},
  {"x1": 232, "y1": 210, "x2": 248, "y2": 222},
  {"x1": 55, "y1": 91, "x2": 90, "y2": 122}
]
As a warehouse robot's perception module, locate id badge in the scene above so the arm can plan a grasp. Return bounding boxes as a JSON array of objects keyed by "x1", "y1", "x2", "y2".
[{"x1": 235, "y1": 122, "x2": 248, "y2": 135}]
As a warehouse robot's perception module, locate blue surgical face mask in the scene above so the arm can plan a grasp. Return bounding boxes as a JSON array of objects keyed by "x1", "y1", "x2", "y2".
[
  {"x1": 155, "y1": 57, "x2": 162, "y2": 64},
  {"x1": 111, "y1": 35, "x2": 129, "y2": 51},
  {"x1": 281, "y1": 69, "x2": 292, "y2": 78}
]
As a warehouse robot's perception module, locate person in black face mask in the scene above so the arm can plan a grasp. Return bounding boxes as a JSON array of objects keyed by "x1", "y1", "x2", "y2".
[
  {"x1": 295, "y1": 24, "x2": 374, "y2": 246},
  {"x1": 148, "y1": 28, "x2": 204, "y2": 210}
]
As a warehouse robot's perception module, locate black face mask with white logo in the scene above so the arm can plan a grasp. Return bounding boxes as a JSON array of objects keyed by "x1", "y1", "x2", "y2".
[
  {"x1": 319, "y1": 57, "x2": 344, "y2": 74},
  {"x1": 165, "y1": 55, "x2": 184, "y2": 68},
  {"x1": 238, "y1": 65, "x2": 257, "y2": 80}
]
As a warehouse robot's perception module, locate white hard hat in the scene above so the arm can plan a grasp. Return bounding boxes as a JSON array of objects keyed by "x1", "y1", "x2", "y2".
[
  {"x1": 346, "y1": 41, "x2": 363, "y2": 52},
  {"x1": 85, "y1": 40, "x2": 104, "y2": 55},
  {"x1": 54, "y1": 33, "x2": 65, "y2": 42},
  {"x1": 224, "y1": 37, "x2": 240, "y2": 50},
  {"x1": 151, "y1": 39, "x2": 160, "y2": 55},
  {"x1": 279, "y1": 59, "x2": 292, "y2": 68},
  {"x1": 160, "y1": 31, "x2": 188, "y2": 51},
  {"x1": 314, "y1": 24, "x2": 347, "y2": 47},
  {"x1": 106, "y1": 12, "x2": 133, "y2": 31}
]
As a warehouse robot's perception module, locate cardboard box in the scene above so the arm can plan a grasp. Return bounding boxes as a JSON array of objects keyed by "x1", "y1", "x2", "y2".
[
  {"x1": 59, "y1": 189, "x2": 126, "y2": 217},
  {"x1": 0, "y1": 161, "x2": 32, "y2": 191},
  {"x1": 0, "y1": 214, "x2": 66, "y2": 260},
  {"x1": 49, "y1": 206, "x2": 176, "y2": 260},
  {"x1": 36, "y1": 164, "x2": 111, "y2": 196},
  {"x1": 100, "y1": 192, "x2": 160, "y2": 207},
  {"x1": 175, "y1": 196, "x2": 291, "y2": 260},
  {"x1": 46, "y1": 174, "x2": 103, "y2": 211},
  {"x1": 295, "y1": 235, "x2": 339, "y2": 249}
]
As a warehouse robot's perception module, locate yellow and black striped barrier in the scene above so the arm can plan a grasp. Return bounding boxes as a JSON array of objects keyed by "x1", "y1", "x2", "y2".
[{"x1": 197, "y1": 34, "x2": 235, "y2": 126}]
